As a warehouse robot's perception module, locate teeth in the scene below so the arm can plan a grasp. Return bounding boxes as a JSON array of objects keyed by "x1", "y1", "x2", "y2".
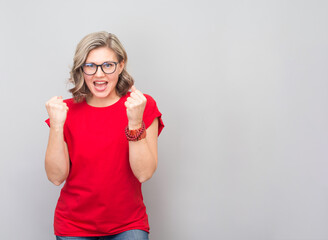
[{"x1": 94, "y1": 81, "x2": 107, "y2": 84}]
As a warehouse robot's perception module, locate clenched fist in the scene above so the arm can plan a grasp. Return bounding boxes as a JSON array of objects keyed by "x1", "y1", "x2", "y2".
[
  {"x1": 45, "y1": 96, "x2": 69, "y2": 128},
  {"x1": 124, "y1": 86, "x2": 147, "y2": 129}
]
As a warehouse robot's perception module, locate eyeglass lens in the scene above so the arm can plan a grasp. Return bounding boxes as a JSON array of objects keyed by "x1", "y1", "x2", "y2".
[{"x1": 83, "y1": 62, "x2": 117, "y2": 75}]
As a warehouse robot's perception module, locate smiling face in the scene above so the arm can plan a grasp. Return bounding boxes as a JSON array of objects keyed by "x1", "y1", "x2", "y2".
[{"x1": 83, "y1": 46, "x2": 124, "y2": 107}]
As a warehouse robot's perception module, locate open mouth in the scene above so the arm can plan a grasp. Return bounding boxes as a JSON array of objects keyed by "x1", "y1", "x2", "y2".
[{"x1": 93, "y1": 81, "x2": 108, "y2": 91}]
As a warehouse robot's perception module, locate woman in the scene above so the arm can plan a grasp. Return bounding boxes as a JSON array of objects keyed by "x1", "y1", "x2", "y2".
[{"x1": 45, "y1": 31, "x2": 164, "y2": 240}]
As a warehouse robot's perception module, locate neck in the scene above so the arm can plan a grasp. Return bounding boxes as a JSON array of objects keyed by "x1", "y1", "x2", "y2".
[{"x1": 86, "y1": 93, "x2": 120, "y2": 107}]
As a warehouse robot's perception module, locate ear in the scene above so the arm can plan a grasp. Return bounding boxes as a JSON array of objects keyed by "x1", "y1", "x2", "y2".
[{"x1": 119, "y1": 60, "x2": 125, "y2": 74}]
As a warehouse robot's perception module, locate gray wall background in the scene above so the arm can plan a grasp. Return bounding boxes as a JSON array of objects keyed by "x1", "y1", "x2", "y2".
[{"x1": 1, "y1": 0, "x2": 327, "y2": 239}]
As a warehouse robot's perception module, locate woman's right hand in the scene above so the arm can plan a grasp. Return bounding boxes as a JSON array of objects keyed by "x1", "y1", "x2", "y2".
[{"x1": 45, "y1": 96, "x2": 69, "y2": 128}]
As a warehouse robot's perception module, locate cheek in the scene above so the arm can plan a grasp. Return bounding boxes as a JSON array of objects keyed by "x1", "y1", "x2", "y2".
[
  {"x1": 108, "y1": 73, "x2": 120, "y2": 82},
  {"x1": 83, "y1": 75, "x2": 93, "y2": 83}
]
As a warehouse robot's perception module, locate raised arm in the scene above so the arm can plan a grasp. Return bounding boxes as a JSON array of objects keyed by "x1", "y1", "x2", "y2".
[
  {"x1": 45, "y1": 96, "x2": 70, "y2": 186},
  {"x1": 124, "y1": 86, "x2": 159, "y2": 183}
]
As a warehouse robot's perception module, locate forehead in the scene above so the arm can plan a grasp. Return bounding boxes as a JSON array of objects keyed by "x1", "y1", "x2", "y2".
[{"x1": 85, "y1": 46, "x2": 118, "y2": 63}]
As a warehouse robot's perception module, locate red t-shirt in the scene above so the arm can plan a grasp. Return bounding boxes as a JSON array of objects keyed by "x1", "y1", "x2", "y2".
[{"x1": 45, "y1": 93, "x2": 164, "y2": 237}]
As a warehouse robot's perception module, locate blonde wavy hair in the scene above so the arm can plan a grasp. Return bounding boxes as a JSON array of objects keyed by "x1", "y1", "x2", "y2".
[{"x1": 69, "y1": 31, "x2": 134, "y2": 102}]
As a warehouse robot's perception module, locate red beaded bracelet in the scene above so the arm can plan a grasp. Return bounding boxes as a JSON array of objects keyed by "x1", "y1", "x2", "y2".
[{"x1": 125, "y1": 121, "x2": 147, "y2": 141}]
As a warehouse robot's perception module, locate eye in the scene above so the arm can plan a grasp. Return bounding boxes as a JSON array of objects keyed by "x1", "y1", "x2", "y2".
[
  {"x1": 103, "y1": 62, "x2": 114, "y2": 68},
  {"x1": 84, "y1": 63, "x2": 95, "y2": 68}
]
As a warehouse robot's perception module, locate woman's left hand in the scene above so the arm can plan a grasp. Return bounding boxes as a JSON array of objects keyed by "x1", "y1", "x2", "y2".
[{"x1": 124, "y1": 85, "x2": 147, "y2": 129}]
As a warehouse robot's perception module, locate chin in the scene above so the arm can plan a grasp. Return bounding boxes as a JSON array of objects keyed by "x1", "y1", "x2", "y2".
[{"x1": 93, "y1": 91, "x2": 112, "y2": 99}]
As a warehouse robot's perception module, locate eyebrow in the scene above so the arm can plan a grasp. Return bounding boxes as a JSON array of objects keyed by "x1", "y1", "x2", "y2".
[{"x1": 84, "y1": 60, "x2": 117, "y2": 64}]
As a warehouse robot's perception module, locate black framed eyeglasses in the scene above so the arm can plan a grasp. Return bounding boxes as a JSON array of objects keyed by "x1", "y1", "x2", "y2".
[{"x1": 81, "y1": 61, "x2": 118, "y2": 75}]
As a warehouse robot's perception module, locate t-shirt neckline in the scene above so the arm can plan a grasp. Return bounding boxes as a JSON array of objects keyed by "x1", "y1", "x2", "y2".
[{"x1": 83, "y1": 94, "x2": 128, "y2": 110}]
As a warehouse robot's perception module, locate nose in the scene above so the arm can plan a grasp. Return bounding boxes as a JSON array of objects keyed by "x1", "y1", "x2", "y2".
[{"x1": 95, "y1": 65, "x2": 105, "y2": 77}]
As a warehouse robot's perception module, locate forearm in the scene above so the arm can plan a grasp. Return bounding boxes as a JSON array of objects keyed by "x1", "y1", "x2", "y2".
[
  {"x1": 128, "y1": 118, "x2": 158, "y2": 183},
  {"x1": 129, "y1": 138, "x2": 157, "y2": 183},
  {"x1": 45, "y1": 125, "x2": 70, "y2": 186}
]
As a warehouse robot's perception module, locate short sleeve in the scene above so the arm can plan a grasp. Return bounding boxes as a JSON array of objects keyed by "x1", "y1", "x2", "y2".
[
  {"x1": 143, "y1": 94, "x2": 164, "y2": 136},
  {"x1": 45, "y1": 118, "x2": 50, "y2": 127}
]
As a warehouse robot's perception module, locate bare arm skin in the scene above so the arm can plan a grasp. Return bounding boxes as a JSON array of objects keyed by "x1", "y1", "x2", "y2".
[
  {"x1": 125, "y1": 86, "x2": 160, "y2": 183},
  {"x1": 45, "y1": 96, "x2": 70, "y2": 186},
  {"x1": 128, "y1": 118, "x2": 159, "y2": 183},
  {"x1": 45, "y1": 87, "x2": 159, "y2": 185}
]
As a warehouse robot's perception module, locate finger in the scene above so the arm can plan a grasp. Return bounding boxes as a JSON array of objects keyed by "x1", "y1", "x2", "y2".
[
  {"x1": 54, "y1": 97, "x2": 64, "y2": 102},
  {"x1": 51, "y1": 99, "x2": 65, "y2": 106},
  {"x1": 48, "y1": 96, "x2": 63, "y2": 103},
  {"x1": 127, "y1": 96, "x2": 138, "y2": 103},
  {"x1": 46, "y1": 96, "x2": 58, "y2": 104},
  {"x1": 48, "y1": 101, "x2": 67, "y2": 110},
  {"x1": 52, "y1": 96, "x2": 66, "y2": 104},
  {"x1": 63, "y1": 102, "x2": 69, "y2": 109},
  {"x1": 46, "y1": 99, "x2": 56, "y2": 109},
  {"x1": 50, "y1": 96, "x2": 58, "y2": 100},
  {"x1": 131, "y1": 85, "x2": 136, "y2": 92},
  {"x1": 126, "y1": 98, "x2": 136, "y2": 106},
  {"x1": 124, "y1": 100, "x2": 131, "y2": 108},
  {"x1": 49, "y1": 103, "x2": 64, "y2": 109},
  {"x1": 130, "y1": 92, "x2": 142, "y2": 102},
  {"x1": 133, "y1": 89, "x2": 146, "y2": 101}
]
